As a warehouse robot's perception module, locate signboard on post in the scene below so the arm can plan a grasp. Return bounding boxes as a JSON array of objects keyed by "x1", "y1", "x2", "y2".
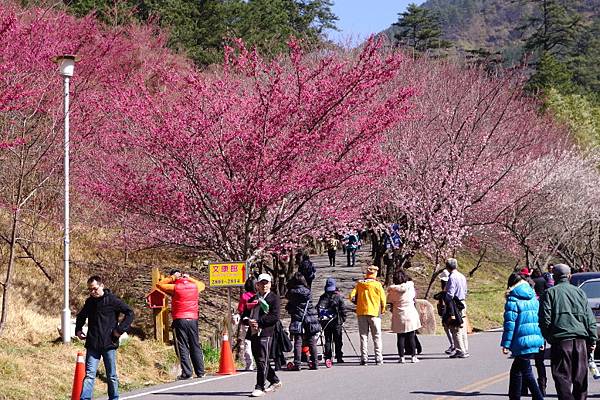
[
  {"x1": 209, "y1": 262, "x2": 246, "y2": 287},
  {"x1": 209, "y1": 262, "x2": 247, "y2": 348}
]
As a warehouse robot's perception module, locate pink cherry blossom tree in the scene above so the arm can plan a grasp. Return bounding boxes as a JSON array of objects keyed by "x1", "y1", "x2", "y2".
[
  {"x1": 369, "y1": 58, "x2": 569, "y2": 292},
  {"x1": 0, "y1": 2, "x2": 185, "y2": 334},
  {"x1": 499, "y1": 150, "x2": 600, "y2": 271},
  {"x1": 80, "y1": 38, "x2": 414, "y2": 262}
]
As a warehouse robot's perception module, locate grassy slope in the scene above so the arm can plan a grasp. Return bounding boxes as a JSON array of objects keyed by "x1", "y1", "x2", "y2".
[
  {"x1": 456, "y1": 252, "x2": 511, "y2": 331},
  {"x1": 408, "y1": 249, "x2": 513, "y2": 332},
  {"x1": 0, "y1": 263, "x2": 223, "y2": 400}
]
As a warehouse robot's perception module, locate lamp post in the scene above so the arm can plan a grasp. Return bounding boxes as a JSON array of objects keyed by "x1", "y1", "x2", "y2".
[{"x1": 52, "y1": 54, "x2": 80, "y2": 344}]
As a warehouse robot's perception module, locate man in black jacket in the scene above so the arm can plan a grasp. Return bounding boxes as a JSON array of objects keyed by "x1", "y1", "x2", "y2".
[
  {"x1": 244, "y1": 273, "x2": 282, "y2": 397},
  {"x1": 75, "y1": 276, "x2": 134, "y2": 400}
]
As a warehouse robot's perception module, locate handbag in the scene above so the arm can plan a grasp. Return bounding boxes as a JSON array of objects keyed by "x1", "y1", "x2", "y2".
[{"x1": 289, "y1": 301, "x2": 309, "y2": 335}]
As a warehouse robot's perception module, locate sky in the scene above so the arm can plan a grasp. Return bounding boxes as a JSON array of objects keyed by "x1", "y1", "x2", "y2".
[{"x1": 326, "y1": 0, "x2": 425, "y2": 44}]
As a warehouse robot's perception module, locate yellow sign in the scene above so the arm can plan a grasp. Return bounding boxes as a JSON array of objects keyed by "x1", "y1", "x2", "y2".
[{"x1": 209, "y1": 262, "x2": 246, "y2": 287}]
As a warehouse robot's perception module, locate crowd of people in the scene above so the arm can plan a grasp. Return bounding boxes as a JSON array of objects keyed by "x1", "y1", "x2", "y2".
[
  {"x1": 501, "y1": 264, "x2": 598, "y2": 400},
  {"x1": 72, "y1": 234, "x2": 598, "y2": 400}
]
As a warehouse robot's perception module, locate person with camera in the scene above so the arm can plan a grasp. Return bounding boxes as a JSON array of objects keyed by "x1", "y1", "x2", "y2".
[{"x1": 157, "y1": 269, "x2": 206, "y2": 380}]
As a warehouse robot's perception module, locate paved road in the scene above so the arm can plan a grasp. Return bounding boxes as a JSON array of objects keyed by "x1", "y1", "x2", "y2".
[
  {"x1": 121, "y1": 330, "x2": 600, "y2": 399},
  {"x1": 120, "y1": 246, "x2": 600, "y2": 399}
]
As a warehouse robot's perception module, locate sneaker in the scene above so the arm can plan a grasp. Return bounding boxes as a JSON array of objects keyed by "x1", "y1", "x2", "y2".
[
  {"x1": 399, "y1": 357, "x2": 405, "y2": 364},
  {"x1": 359, "y1": 360, "x2": 367, "y2": 366},
  {"x1": 444, "y1": 346, "x2": 456, "y2": 355},
  {"x1": 176, "y1": 375, "x2": 191, "y2": 380},
  {"x1": 336, "y1": 359, "x2": 345, "y2": 364},
  {"x1": 265, "y1": 382, "x2": 282, "y2": 393},
  {"x1": 250, "y1": 389, "x2": 266, "y2": 397},
  {"x1": 411, "y1": 356, "x2": 419, "y2": 363},
  {"x1": 196, "y1": 373, "x2": 205, "y2": 378},
  {"x1": 375, "y1": 360, "x2": 384, "y2": 365},
  {"x1": 457, "y1": 352, "x2": 470, "y2": 358}
]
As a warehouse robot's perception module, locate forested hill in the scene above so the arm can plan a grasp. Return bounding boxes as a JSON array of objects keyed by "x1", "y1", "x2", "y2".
[{"x1": 386, "y1": 0, "x2": 599, "y2": 56}]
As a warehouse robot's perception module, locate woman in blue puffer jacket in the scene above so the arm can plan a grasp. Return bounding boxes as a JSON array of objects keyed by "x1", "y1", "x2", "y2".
[{"x1": 501, "y1": 272, "x2": 545, "y2": 400}]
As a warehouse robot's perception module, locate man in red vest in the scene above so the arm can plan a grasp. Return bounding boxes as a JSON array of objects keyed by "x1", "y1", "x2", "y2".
[{"x1": 157, "y1": 269, "x2": 206, "y2": 380}]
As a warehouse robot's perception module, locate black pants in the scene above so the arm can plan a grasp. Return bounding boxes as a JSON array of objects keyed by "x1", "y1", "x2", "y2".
[
  {"x1": 322, "y1": 322, "x2": 343, "y2": 361},
  {"x1": 251, "y1": 336, "x2": 279, "y2": 391},
  {"x1": 172, "y1": 318, "x2": 205, "y2": 378},
  {"x1": 551, "y1": 338, "x2": 588, "y2": 400},
  {"x1": 508, "y1": 355, "x2": 544, "y2": 400},
  {"x1": 534, "y1": 347, "x2": 547, "y2": 390},
  {"x1": 327, "y1": 249, "x2": 336, "y2": 267},
  {"x1": 397, "y1": 331, "x2": 416, "y2": 358},
  {"x1": 405, "y1": 334, "x2": 422, "y2": 355},
  {"x1": 293, "y1": 333, "x2": 318, "y2": 367}
]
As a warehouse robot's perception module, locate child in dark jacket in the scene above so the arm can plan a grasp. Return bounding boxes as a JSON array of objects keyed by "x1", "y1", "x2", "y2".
[{"x1": 316, "y1": 277, "x2": 346, "y2": 363}]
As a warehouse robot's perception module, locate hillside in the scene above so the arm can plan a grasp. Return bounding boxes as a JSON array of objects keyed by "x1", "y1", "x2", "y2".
[{"x1": 385, "y1": 0, "x2": 599, "y2": 61}]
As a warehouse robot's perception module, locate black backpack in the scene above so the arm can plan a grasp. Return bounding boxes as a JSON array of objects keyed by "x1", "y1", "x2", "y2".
[{"x1": 300, "y1": 260, "x2": 316, "y2": 281}]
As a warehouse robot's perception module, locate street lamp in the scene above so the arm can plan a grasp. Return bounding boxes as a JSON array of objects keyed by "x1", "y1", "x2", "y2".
[{"x1": 52, "y1": 54, "x2": 81, "y2": 344}]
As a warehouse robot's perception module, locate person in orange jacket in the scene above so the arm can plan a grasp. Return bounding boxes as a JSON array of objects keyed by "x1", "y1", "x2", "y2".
[{"x1": 157, "y1": 269, "x2": 206, "y2": 380}]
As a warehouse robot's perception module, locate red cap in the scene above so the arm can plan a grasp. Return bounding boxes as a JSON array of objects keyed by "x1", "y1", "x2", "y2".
[{"x1": 519, "y1": 267, "x2": 531, "y2": 276}]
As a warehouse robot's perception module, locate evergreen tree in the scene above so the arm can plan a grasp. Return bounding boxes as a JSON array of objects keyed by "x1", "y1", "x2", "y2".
[
  {"x1": 527, "y1": 51, "x2": 574, "y2": 93},
  {"x1": 569, "y1": 17, "x2": 600, "y2": 96},
  {"x1": 63, "y1": 0, "x2": 338, "y2": 66},
  {"x1": 520, "y1": 0, "x2": 582, "y2": 57},
  {"x1": 393, "y1": 3, "x2": 450, "y2": 54}
]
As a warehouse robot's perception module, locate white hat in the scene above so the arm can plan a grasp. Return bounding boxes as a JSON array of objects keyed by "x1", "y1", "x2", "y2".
[
  {"x1": 439, "y1": 269, "x2": 450, "y2": 282},
  {"x1": 257, "y1": 273, "x2": 272, "y2": 282}
]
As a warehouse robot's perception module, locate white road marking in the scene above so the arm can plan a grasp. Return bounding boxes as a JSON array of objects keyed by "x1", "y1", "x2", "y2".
[{"x1": 121, "y1": 372, "x2": 251, "y2": 399}]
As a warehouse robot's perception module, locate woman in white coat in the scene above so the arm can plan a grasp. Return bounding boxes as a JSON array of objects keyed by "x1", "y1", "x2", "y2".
[{"x1": 387, "y1": 270, "x2": 422, "y2": 363}]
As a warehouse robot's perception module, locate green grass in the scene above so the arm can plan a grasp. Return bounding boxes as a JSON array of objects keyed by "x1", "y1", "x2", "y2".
[
  {"x1": 457, "y1": 251, "x2": 511, "y2": 331},
  {"x1": 411, "y1": 248, "x2": 513, "y2": 333}
]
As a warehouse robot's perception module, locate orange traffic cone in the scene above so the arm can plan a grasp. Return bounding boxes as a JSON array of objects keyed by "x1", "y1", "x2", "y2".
[
  {"x1": 217, "y1": 330, "x2": 237, "y2": 375},
  {"x1": 71, "y1": 352, "x2": 86, "y2": 400}
]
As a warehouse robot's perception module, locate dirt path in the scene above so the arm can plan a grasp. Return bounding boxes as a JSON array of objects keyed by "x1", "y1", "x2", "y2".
[{"x1": 308, "y1": 243, "x2": 374, "y2": 333}]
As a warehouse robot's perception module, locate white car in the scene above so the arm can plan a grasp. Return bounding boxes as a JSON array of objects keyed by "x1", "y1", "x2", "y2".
[{"x1": 578, "y1": 278, "x2": 600, "y2": 338}]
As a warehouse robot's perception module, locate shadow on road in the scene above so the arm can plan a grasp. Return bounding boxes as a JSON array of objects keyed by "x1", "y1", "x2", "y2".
[
  {"x1": 411, "y1": 391, "x2": 506, "y2": 397},
  {"x1": 153, "y1": 391, "x2": 249, "y2": 397}
]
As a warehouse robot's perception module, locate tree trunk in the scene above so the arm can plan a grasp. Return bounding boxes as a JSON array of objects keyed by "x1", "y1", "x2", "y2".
[
  {"x1": 424, "y1": 251, "x2": 441, "y2": 299},
  {"x1": 0, "y1": 208, "x2": 20, "y2": 336},
  {"x1": 469, "y1": 246, "x2": 487, "y2": 277}
]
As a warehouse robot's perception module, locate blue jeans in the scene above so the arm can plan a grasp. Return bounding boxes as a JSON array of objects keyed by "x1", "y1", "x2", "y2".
[
  {"x1": 508, "y1": 355, "x2": 544, "y2": 400},
  {"x1": 80, "y1": 348, "x2": 119, "y2": 400},
  {"x1": 346, "y1": 248, "x2": 357, "y2": 267}
]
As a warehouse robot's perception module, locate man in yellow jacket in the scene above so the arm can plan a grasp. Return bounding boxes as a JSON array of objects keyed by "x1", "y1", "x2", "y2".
[{"x1": 349, "y1": 265, "x2": 386, "y2": 365}]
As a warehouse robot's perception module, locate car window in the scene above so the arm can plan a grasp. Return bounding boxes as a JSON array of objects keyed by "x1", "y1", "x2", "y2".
[{"x1": 580, "y1": 281, "x2": 600, "y2": 299}]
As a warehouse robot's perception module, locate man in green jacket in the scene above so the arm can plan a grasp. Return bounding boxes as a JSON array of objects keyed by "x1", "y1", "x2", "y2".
[{"x1": 539, "y1": 264, "x2": 597, "y2": 400}]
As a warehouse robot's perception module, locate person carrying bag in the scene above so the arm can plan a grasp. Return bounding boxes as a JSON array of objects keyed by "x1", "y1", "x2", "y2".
[{"x1": 286, "y1": 272, "x2": 321, "y2": 370}]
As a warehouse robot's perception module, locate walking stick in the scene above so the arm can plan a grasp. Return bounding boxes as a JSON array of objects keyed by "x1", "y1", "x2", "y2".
[{"x1": 342, "y1": 324, "x2": 359, "y2": 357}]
